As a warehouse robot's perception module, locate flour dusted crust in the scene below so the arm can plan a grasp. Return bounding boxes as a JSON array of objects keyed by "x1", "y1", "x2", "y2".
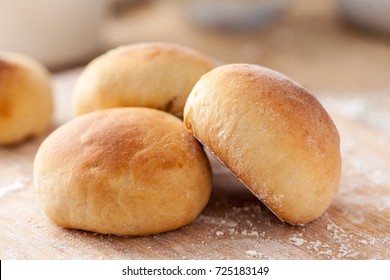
[
  {"x1": 72, "y1": 42, "x2": 215, "y2": 117},
  {"x1": 0, "y1": 52, "x2": 53, "y2": 145},
  {"x1": 184, "y1": 63, "x2": 341, "y2": 225},
  {"x1": 34, "y1": 108, "x2": 212, "y2": 236}
]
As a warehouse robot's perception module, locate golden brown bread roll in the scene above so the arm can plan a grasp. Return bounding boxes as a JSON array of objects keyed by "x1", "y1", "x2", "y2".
[
  {"x1": 73, "y1": 42, "x2": 215, "y2": 117},
  {"x1": 0, "y1": 52, "x2": 53, "y2": 145},
  {"x1": 34, "y1": 107, "x2": 212, "y2": 236},
  {"x1": 184, "y1": 63, "x2": 341, "y2": 225}
]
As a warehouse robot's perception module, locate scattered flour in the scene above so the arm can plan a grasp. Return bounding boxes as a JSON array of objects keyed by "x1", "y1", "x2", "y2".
[
  {"x1": 221, "y1": 220, "x2": 238, "y2": 228},
  {"x1": 245, "y1": 250, "x2": 260, "y2": 257},
  {"x1": 217, "y1": 130, "x2": 228, "y2": 141},
  {"x1": 241, "y1": 230, "x2": 259, "y2": 237},
  {"x1": 0, "y1": 178, "x2": 28, "y2": 198},
  {"x1": 326, "y1": 220, "x2": 358, "y2": 258},
  {"x1": 289, "y1": 236, "x2": 306, "y2": 247}
]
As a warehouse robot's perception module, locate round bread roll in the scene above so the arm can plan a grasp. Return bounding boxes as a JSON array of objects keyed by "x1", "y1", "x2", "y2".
[
  {"x1": 34, "y1": 107, "x2": 212, "y2": 236},
  {"x1": 73, "y1": 42, "x2": 215, "y2": 117},
  {"x1": 0, "y1": 52, "x2": 53, "y2": 145},
  {"x1": 184, "y1": 64, "x2": 341, "y2": 225}
]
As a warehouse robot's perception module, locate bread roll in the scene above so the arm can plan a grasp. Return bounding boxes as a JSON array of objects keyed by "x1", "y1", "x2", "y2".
[
  {"x1": 184, "y1": 63, "x2": 341, "y2": 225},
  {"x1": 0, "y1": 52, "x2": 53, "y2": 145},
  {"x1": 34, "y1": 107, "x2": 212, "y2": 236},
  {"x1": 73, "y1": 42, "x2": 215, "y2": 117}
]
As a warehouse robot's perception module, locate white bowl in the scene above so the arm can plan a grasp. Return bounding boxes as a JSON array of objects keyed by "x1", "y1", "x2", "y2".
[{"x1": 0, "y1": 0, "x2": 108, "y2": 69}]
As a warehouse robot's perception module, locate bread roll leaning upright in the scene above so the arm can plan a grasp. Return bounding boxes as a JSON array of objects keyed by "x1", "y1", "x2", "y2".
[
  {"x1": 34, "y1": 107, "x2": 212, "y2": 236},
  {"x1": 73, "y1": 42, "x2": 215, "y2": 117},
  {"x1": 184, "y1": 63, "x2": 341, "y2": 225},
  {"x1": 0, "y1": 52, "x2": 53, "y2": 145}
]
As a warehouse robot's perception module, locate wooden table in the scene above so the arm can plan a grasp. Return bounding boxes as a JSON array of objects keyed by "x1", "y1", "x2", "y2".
[{"x1": 1, "y1": 0, "x2": 389, "y2": 259}]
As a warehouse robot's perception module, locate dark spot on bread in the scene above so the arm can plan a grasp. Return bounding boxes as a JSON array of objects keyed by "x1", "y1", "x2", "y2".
[{"x1": 162, "y1": 96, "x2": 177, "y2": 112}]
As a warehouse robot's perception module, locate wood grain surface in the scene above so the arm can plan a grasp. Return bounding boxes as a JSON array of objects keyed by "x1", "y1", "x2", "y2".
[{"x1": 1, "y1": 0, "x2": 389, "y2": 259}]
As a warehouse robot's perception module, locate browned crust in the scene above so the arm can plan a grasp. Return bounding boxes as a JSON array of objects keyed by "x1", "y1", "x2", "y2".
[
  {"x1": 34, "y1": 107, "x2": 212, "y2": 235},
  {"x1": 0, "y1": 54, "x2": 53, "y2": 144},
  {"x1": 73, "y1": 42, "x2": 215, "y2": 116},
  {"x1": 184, "y1": 63, "x2": 341, "y2": 225}
]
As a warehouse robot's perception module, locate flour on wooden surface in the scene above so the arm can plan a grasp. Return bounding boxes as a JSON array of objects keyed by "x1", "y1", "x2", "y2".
[
  {"x1": 289, "y1": 236, "x2": 306, "y2": 247},
  {"x1": 0, "y1": 178, "x2": 28, "y2": 198}
]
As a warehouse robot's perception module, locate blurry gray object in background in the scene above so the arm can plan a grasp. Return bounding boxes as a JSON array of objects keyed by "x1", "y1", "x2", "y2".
[
  {"x1": 110, "y1": 0, "x2": 147, "y2": 14},
  {"x1": 338, "y1": 0, "x2": 390, "y2": 35},
  {"x1": 187, "y1": 0, "x2": 290, "y2": 33}
]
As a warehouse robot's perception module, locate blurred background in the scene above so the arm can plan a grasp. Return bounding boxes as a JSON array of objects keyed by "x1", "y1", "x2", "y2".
[{"x1": 1, "y1": 0, "x2": 390, "y2": 99}]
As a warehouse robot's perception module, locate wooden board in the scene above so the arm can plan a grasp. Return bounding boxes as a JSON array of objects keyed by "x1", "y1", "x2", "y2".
[{"x1": 0, "y1": 69, "x2": 389, "y2": 260}]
